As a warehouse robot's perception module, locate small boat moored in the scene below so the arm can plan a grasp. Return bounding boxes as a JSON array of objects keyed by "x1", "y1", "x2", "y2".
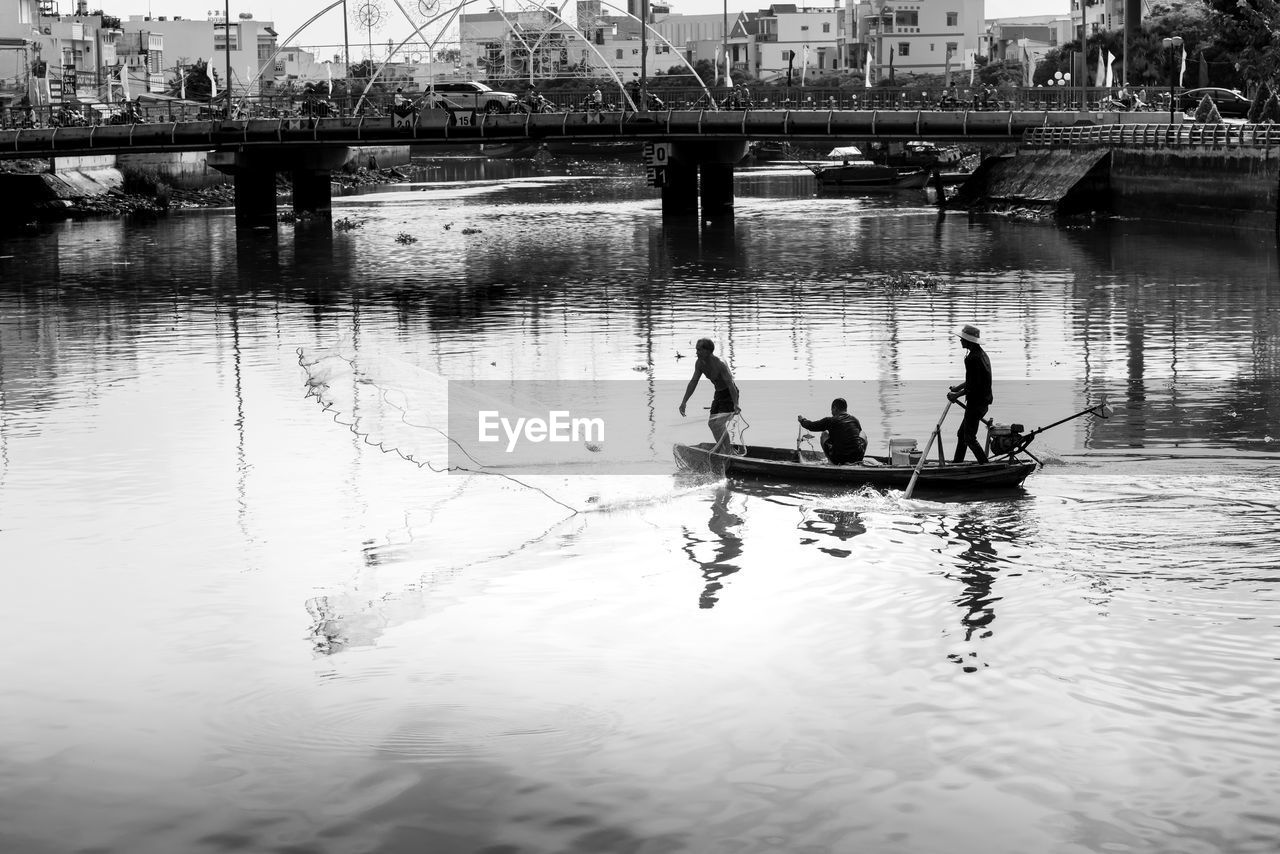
[
  {"x1": 673, "y1": 442, "x2": 1037, "y2": 491},
  {"x1": 808, "y1": 146, "x2": 930, "y2": 190}
]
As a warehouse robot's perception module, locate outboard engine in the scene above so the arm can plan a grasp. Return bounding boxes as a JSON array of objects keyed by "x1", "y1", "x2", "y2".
[{"x1": 987, "y1": 423, "x2": 1025, "y2": 456}]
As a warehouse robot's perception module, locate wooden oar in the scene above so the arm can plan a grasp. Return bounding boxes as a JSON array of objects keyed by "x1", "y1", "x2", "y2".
[{"x1": 904, "y1": 400, "x2": 952, "y2": 499}]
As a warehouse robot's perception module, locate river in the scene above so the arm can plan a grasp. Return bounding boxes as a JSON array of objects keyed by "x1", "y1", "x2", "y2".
[{"x1": 2, "y1": 157, "x2": 1278, "y2": 854}]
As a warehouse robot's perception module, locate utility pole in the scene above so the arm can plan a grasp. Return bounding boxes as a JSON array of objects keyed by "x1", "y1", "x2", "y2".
[
  {"x1": 1078, "y1": 0, "x2": 1086, "y2": 111},
  {"x1": 722, "y1": 0, "x2": 728, "y2": 88},
  {"x1": 342, "y1": 0, "x2": 351, "y2": 110},
  {"x1": 639, "y1": 0, "x2": 647, "y2": 110},
  {"x1": 223, "y1": 0, "x2": 232, "y2": 118}
]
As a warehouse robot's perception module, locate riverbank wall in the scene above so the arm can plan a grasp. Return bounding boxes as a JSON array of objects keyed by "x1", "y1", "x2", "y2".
[
  {"x1": 0, "y1": 146, "x2": 416, "y2": 222},
  {"x1": 955, "y1": 135, "x2": 1280, "y2": 230}
]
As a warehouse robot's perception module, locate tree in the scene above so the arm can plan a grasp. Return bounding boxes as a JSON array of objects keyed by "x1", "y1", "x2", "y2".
[
  {"x1": 1203, "y1": 0, "x2": 1280, "y2": 88},
  {"x1": 1262, "y1": 92, "x2": 1280, "y2": 123},
  {"x1": 168, "y1": 58, "x2": 214, "y2": 100},
  {"x1": 1248, "y1": 81, "x2": 1270, "y2": 122},
  {"x1": 976, "y1": 58, "x2": 1027, "y2": 89},
  {"x1": 690, "y1": 58, "x2": 717, "y2": 87},
  {"x1": 1194, "y1": 93, "x2": 1222, "y2": 123}
]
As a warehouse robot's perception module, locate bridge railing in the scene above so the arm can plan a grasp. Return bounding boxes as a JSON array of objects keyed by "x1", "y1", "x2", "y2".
[
  {"x1": 1024, "y1": 123, "x2": 1280, "y2": 149},
  {"x1": 1, "y1": 85, "x2": 1179, "y2": 129}
]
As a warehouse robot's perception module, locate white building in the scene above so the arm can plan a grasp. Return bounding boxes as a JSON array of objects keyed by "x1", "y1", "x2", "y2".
[
  {"x1": 745, "y1": 4, "x2": 844, "y2": 81},
  {"x1": 137, "y1": 12, "x2": 278, "y2": 98},
  {"x1": 849, "y1": 0, "x2": 983, "y2": 83}
]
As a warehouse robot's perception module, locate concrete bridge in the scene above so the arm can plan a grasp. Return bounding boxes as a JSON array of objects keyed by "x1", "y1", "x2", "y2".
[
  {"x1": 14, "y1": 108, "x2": 1256, "y2": 229},
  {"x1": 0, "y1": 107, "x2": 1107, "y2": 228}
]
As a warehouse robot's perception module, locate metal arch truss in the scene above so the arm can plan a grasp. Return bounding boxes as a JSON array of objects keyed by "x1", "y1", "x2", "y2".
[{"x1": 231, "y1": 0, "x2": 717, "y2": 116}]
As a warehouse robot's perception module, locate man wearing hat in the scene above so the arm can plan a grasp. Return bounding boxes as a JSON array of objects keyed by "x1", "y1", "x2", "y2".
[{"x1": 947, "y1": 324, "x2": 993, "y2": 464}]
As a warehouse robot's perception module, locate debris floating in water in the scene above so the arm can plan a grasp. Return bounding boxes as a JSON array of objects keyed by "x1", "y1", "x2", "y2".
[
  {"x1": 461, "y1": 227, "x2": 482, "y2": 235},
  {"x1": 869, "y1": 273, "x2": 947, "y2": 291},
  {"x1": 395, "y1": 232, "x2": 417, "y2": 244},
  {"x1": 334, "y1": 216, "x2": 363, "y2": 231}
]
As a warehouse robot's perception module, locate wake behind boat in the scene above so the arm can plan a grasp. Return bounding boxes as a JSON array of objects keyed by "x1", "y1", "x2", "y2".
[{"x1": 674, "y1": 442, "x2": 1036, "y2": 490}]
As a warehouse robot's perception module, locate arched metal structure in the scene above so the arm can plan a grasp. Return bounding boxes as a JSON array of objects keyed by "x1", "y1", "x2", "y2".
[
  {"x1": 236, "y1": 0, "x2": 716, "y2": 116},
  {"x1": 353, "y1": 0, "x2": 636, "y2": 113}
]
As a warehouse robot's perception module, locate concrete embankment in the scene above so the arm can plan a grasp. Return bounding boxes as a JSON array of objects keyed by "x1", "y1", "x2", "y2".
[
  {"x1": 0, "y1": 146, "x2": 415, "y2": 223},
  {"x1": 954, "y1": 144, "x2": 1279, "y2": 229}
]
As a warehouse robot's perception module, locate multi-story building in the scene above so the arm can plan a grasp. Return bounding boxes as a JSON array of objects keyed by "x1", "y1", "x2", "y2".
[
  {"x1": 137, "y1": 12, "x2": 278, "y2": 98},
  {"x1": 0, "y1": 0, "x2": 42, "y2": 106},
  {"x1": 1071, "y1": 0, "x2": 1144, "y2": 38},
  {"x1": 460, "y1": 9, "x2": 579, "y2": 81},
  {"x1": 117, "y1": 20, "x2": 163, "y2": 93},
  {"x1": 2, "y1": 0, "x2": 127, "y2": 105},
  {"x1": 744, "y1": 4, "x2": 844, "y2": 81},
  {"x1": 849, "y1": 0, "x2": 983, "y2": 82}
]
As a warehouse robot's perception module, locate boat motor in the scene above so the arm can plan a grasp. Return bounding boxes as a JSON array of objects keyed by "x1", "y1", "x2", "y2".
[{"x1": 987, "y1": 423, "x2": 1025, "y2": 456}]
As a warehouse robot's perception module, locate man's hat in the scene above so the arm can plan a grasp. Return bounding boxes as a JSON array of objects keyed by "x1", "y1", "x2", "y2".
[{"x1": 958, "y1": 324, "x2": 982, "y2": 343}]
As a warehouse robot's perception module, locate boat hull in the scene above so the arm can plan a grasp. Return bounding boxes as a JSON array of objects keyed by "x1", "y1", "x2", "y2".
[
  {"x1": 812, "y1": 164, "x2": 929, "y2": 189},
  {"x1": 673, "y1": 443, "x2": 1036, "y2": 490}
]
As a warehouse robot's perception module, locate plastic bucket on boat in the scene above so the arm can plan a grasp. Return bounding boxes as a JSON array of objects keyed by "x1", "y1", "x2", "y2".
[
  {"x1": 908, "y1": 450, "x2": 923, "y2": 467},
  {"x1": 889, "y1": 438, "x2": 917, "y2": 467}
]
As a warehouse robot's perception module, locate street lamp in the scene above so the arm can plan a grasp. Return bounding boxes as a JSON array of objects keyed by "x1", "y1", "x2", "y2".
[{"x1": 1162, "y1": 35, "x2": 1183, "y2": 124}]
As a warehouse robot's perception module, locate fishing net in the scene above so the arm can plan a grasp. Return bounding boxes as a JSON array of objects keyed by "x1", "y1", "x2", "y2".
[{"x1": 298, "y1": 339, "x2": 719, "y2": 515}]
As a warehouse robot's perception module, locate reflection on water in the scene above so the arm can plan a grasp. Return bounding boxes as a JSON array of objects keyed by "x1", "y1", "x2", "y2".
[
  {"x1": 681, "y1": 485, "x2": 745, "y2": 608},
  {"x1": 3, "y1": 162, "x2": 1280, "y2": 854}
]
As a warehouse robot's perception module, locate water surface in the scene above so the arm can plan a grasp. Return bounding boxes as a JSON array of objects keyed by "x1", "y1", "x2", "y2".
[{"x1": 2, "y1": 158, "x2": 1278, "y2": 854}]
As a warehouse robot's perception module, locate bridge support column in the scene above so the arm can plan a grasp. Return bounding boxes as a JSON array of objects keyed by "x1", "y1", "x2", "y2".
[
  {"x1": 660, "y1": 140, "x2": 749, "y2": 219},
  {"x1": 233, "y1": 168, "x2": 278, "y2": 229},
  {"x1": 699, "y1": 162, "x2": 735, "y2": 216},
  {"x1": 292, "y1": 169, "x2": 334, "y2": 217},
  {"x1": 661, "y1": 160, "x2": 699, "y2": 215},
  {"x1": 209, "y1": 146, "x2": 349, "y2": 231}
]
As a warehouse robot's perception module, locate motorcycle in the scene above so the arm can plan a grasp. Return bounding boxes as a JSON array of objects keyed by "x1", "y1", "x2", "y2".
[
  {"x1": 516, "y1": 93, "x2": 556, "y2": 114},
  {"x1": 108, "y1": 102, "x2": 146, "y2": 125},
  {"x1": 51, "y1": 107, "x2": 89, "y2": 127}
]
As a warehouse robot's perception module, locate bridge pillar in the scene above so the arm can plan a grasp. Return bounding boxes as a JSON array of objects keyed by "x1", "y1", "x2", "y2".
[
  {"x1": 699, "y1": 162, "x2": 735, "y2": 216},
  {"x1": 209, "y1": 147, "x2": 349, "y2": 230},
  {"x1": 661, "y1": 140, "x2": 749, "y2": 218},
  {"x1": 292, "y1": 169, "x2": 334, "y2": 217},
  {"x1": 233, "y1": 168, "x2": 278, "y2": 229},
  {"x1": 661, "y1": 160, "x2": 699, "y2": 215}
]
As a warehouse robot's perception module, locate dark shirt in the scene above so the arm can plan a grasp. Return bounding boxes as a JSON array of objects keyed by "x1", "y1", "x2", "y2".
[
  {"x1": 799, "y1": 412, "x2": 866, "y2": 462},
  {"x1": 964, "y1": 347, "x2": 993, "y2": 406}
]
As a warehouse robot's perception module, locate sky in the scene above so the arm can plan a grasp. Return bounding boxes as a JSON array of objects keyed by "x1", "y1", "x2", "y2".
[{"x1": 139, "y1": 0, "x2": 1072, "y2": 57}]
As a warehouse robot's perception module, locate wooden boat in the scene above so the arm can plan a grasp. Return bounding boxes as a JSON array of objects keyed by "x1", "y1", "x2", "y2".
[
  {"x1": 673, "y1": 442, "x2": 1037, "y2": 491},
  {"x1": 808, "y1": 146, "x2": 930, "y2": 190}
]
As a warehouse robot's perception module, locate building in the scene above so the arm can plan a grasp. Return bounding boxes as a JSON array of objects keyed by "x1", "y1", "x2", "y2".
[
  {"x1": 0, "y1": 0, "x2": 133, "y2": 106},
  {"x1": 743, "y1": 4, "x2": 844, "y2": 82},
  {"x1": 136, "y1": 12, "x2": 278, "y2": 99},
  {"x1": 117, "y1": 18, "x2": 164, "y2": 93},
  {"x1": 849, "y1": 0, "x2": 983, "y2": 83}
]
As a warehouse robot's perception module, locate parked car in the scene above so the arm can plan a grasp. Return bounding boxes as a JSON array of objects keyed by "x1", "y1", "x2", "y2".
[
  {"x1": 423, "y1": 81, "x2": 518, "y2": 114},
  {"x1": 1177, "y1": 87, "x2": 1251, "y2": 119}
]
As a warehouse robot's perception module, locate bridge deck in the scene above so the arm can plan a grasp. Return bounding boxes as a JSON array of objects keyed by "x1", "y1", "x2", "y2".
[{"x1": 2, "y1": 109, "x2": 1104, "y2": 159}]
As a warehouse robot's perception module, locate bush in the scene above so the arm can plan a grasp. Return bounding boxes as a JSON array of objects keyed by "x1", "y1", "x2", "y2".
[
  {"x1": 1194, "y1": 94, "x2": 1222, "y2": 124},
  {"x1": 1248, "y1": 82, "x2": 1270, "y2": 122},
  {"x1": 1262, "y1": 93, "x2": 1280, "y2": 123},
  {"x1": 120, "y1": 167, "x2": 171, "y2": 204}
]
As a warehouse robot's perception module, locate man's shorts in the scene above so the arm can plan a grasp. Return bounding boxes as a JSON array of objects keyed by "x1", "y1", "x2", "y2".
[{"x1": 710, "y1": 390, "x2": 735, "y2": 415}]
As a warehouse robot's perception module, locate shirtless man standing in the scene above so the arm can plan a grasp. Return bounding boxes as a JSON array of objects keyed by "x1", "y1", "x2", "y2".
[{"x1": 679, "y1": 338, "x2": 740, "y2": 453}]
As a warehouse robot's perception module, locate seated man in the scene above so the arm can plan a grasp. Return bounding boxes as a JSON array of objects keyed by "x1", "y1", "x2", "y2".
[{"x1": 797, "y1": 398, "x2": 867, "y2": 464}]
